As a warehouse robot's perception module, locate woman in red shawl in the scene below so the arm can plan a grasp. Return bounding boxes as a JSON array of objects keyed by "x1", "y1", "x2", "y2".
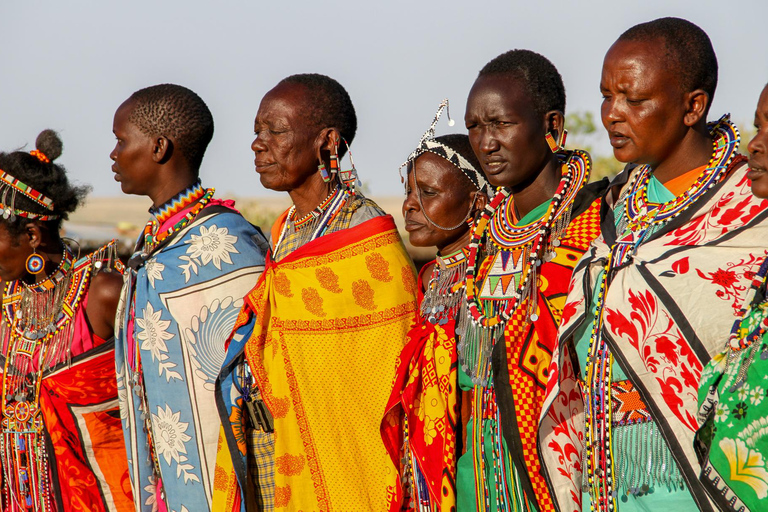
[{"x1": 382, "y1": 101, "x2": 490, "y2": 511}]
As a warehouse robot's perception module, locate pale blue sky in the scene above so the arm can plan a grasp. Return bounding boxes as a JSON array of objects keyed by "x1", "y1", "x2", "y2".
[{"x1": 1, "y1": 1, "x2": 765, "y2": 198}]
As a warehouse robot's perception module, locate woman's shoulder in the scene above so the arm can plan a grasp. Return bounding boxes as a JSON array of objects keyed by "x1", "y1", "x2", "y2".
[
  {"x1": 81, "y1": 242, "x2": 124, "y2": 302},
  {"x1": 345, "y1": 193, "x2": 387, "y2": 227}
]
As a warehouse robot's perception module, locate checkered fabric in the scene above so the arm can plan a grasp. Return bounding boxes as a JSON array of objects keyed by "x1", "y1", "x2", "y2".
[
  {"x1": 272, "y1": 195, "x2": 384, "y2": 261},
  {"x1": 248, "y1": 429, "x2": 276, "y2": 511}
]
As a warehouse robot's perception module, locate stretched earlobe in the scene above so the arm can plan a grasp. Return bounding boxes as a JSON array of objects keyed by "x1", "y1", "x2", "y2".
[{"x1": 545, "y1": 111, "x2": 567, "y2": 152}]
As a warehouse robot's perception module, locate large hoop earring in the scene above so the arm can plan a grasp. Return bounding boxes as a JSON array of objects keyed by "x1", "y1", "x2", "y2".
[
  {"x1": 338, "y1": 137, "x2": 359, "y2": 192},
  {"x1": 414, "y1": 163, "x2": 475, "y2": 231},
  {"x1": 26, "y1": 250, "x2": 44, "y2": 275}
]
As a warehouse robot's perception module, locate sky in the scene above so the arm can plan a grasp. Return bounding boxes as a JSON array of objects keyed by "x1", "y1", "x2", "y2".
[{"x1": 1, "y1": 0, "x2": 766, "y2": 200}]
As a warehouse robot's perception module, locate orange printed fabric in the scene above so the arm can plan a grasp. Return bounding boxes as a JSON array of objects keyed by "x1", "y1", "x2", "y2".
[
  {"x1": 39, "y1": 344, "x2": 133, "y2": 511},
  {"x1": 381, "y1": 318, "x2": 460, "y2": 511},
  {"x1": 243, "y1": 215, "x2": 418, "y2": 511}
]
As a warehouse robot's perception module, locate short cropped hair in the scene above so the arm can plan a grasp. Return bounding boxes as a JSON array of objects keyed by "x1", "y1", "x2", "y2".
[
  {"x1": 128, "y1": 84, "x2": 214, "y2": 171},
  {"x1": 618, "y1": 17, "x2": 718, "y2": 112},
  {"x1": 279, "y1": 73, "x2": 357, "y2": 158},
  {"x1": 478, "y1": 49, "x2": 566, "y2": 117}
]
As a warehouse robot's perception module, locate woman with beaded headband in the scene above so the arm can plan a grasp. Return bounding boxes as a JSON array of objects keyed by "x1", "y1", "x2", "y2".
[
  {"x1": 693, "y1": 84, "x2": 768, "y2": 511},
  {"x1": 381, "y1": 100, "x2": 491, "y2": 511},
  {"x1": 211, "y1": 73, "x2": 417, "y2": 511},
  {"x1": 542, "y1": 18, "x2": 768, "y2": 512},
  {"x1": 0, "y1": 130, "x2": 131, "y2": 511},
  {"x1": 458, "y1": 49, "x2": 607, "y2": 511}
]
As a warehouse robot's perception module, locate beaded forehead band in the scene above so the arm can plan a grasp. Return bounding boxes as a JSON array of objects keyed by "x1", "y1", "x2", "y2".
[
  {"x1": 400, "y1": 99, "x2": 491, "y2": 196},
  {"x1": 0, "y1": 150, "x2": 59, "y2": 221}
]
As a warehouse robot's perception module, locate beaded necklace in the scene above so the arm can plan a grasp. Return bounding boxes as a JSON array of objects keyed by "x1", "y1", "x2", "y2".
[
  {"x1": 149, "y1": 179, "x2": 205, "y2": 223},
  {"x1": 290, "y1": 186, "x2": 345, "y2": 229},
  {"x1": 142, "y1": 185, "x2": 214, "y2": 254},
  {"x1": 720, "y1": 255, "x2": 768, "y2": 391},
  {"x1": 729, "y1": 259, "x2": 768, "y2": 351},
  {"x1": 0, "y1": 241, "x2": 118, "y2": 512},
  {"x1": 273, "y1": 185, "x2": 350, "y2": 254},
  {"x1": 420, "y1": 248, "x2": 468, "y2": 327},
  {"x1": 583, "y1": 116, "x2": 741, "y2": 512},
  {"x1": 461, "y1": 150, "x2": 590, "y2": 385}
]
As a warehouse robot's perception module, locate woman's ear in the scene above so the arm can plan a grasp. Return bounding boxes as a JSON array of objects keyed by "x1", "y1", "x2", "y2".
[
  {"x1": 152, "y1": 136, "x2": 172, "y2": 163},
  {"x1": 23, "y1": 222, "x2": 42, "y2": 249},
  {"x1": 316, "y1": 128, "x2": 341, "y2": 159},
  {"x1": 545, "y1": 110, "x2": 566, "y2": 141},
  {"x1": 472, "y1": 190, "x2": 488, "y2": 214},
  {"x1": 683, "y1": 89, "x2": 709, "y2": 127}
]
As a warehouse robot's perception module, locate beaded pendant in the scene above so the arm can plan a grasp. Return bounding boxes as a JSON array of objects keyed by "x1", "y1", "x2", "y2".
[{"x1": 461, "y1": 150, "x2": 591, "y2": 385}]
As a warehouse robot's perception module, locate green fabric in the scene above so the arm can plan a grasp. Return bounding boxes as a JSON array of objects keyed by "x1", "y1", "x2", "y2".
[
  {"x1": 457, "y1": 369, "x2": 504, "y2": 510},
  {"x1": 455, "y1": 197, "x2": 551, "y2": 511},
  {"x1": 696, "y1": 298, "x2": 768, "y2": 510},
  {"x1": 456, "y1": 368, "x2": 537, "y2": 511},
  {"x1": 581, "y1": 485, "x2": 696, "y2": 511},
  {"x1": 575, "y1": 175, "x2": 696, "y2": 510},
  {"x1": 516, "y1": 198, "x2": 552, "y2": 225}
]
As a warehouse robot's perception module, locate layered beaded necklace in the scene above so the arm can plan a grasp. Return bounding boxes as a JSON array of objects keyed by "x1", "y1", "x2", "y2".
[
  {"x1": 420, "y1": 248, "x2": 468, "y2": 328},
  {"x1": 1, "y1": 240, "x2": 118, "y2": 512},
  {"x1": 142, "y1": 180, "x2": 214, "y2": 254},
  {"x1": 583, "y1": 116, "x2": 741, "y2": 512},
  {"x1": 274, "y1": 185, "x2": 350, "y2": 254},
  {"x1": 721, "y1": 255, "x2": 768, "y2": 388},
  {"x1": 461, "y1": 150, "x2": 590, "y2": 385}
]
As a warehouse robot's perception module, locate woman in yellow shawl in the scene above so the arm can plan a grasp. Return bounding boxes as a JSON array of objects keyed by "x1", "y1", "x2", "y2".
[{"x1": 212, "y1": 73, "x2": 417, "y2": 511}]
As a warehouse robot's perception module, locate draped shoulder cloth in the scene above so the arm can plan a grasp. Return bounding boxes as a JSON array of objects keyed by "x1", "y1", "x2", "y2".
[
  {"x1": 541, "y1": 155, "x2": 768, "y2": 511},
  {"x1": 213, "y1": 215, "x2": 418, "y2": 511}
]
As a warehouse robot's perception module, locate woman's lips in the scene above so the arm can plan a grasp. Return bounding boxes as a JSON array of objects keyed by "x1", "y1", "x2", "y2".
[
  {"x1": 609, "y1": 133, "x2": 629, "y2": 148},
  {"x1": 404, "y1": 220, "x2": 423, "y2": 232},
  {"x1": 747, "y1": 165, "x2": 767, "y2": 181},
  {"x1": 254, "y1": 161, "x2": 275, "y2": 172},
  {"x1": 483, "y1": 161, "x2": 507, "y2": 175}
]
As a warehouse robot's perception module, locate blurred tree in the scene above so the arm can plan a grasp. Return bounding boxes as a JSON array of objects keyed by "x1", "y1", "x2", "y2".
[
  {"x1": 738, "y1": 122, "x2": 756, "y2": 157},
  {"x1": 565, "y1": 110, "x2": 621, "y2": 182}
]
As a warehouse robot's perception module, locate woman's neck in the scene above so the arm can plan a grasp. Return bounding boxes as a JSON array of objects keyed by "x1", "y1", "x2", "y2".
[
  {"x1": 436, "y1": 229, "x2": 471, "y2": 258},
  {"x1": 510, "y1": 155, "x2": 561, "y2": 220},
  {"x1": 289, "y1": 174, "x2": 335, "y2": 219},
  {"x1": 651, "y1": 129, "x2": 712, "y2": 184}
]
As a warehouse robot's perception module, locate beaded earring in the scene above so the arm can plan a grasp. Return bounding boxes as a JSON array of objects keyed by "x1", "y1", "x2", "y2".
[
  {"x1": 329, "y1": 139, "x2": 339, "y2": 178},
  {"x1": 545, "y1": 129, "x2": 568, "y2": 153},
  {"x1": 318, "y1": 161, "x2": 330, "y2": 183},
  {"x1": 26, "y1": 250, "x2": 44, "y2": 275}
]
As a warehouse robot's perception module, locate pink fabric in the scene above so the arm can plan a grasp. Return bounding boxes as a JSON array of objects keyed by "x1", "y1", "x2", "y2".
[{"x1": 157, "y1": 478, "x2": 168, "y2": 512}]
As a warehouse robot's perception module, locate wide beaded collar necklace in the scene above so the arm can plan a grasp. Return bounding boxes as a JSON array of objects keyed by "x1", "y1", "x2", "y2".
[{"x1": 461, "y1": 149, "x2": 591, "y2": 385}]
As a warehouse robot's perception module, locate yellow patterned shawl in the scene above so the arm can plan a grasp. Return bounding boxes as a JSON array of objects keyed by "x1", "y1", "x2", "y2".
[{"x1": 216, "y1": 215, "x2": 417, "y2": 510}]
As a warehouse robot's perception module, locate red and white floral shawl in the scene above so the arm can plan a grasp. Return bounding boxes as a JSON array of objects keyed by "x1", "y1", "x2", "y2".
[{"x1": 540, "y1": 160, "x2": 768, "y2": 512}]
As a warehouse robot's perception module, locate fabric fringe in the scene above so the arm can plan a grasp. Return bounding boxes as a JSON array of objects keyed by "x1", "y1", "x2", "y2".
[{"x1": 612, "y1": 421, "x2": 686, "y2": 500}]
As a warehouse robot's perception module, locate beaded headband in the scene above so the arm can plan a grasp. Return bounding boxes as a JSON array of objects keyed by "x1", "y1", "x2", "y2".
[
  {"x1": 0, "y1": 163, "x2": 59, "y2": 221},
  {"x1": 400, "y1": 99, "x2": 491, "y2": 196}
]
